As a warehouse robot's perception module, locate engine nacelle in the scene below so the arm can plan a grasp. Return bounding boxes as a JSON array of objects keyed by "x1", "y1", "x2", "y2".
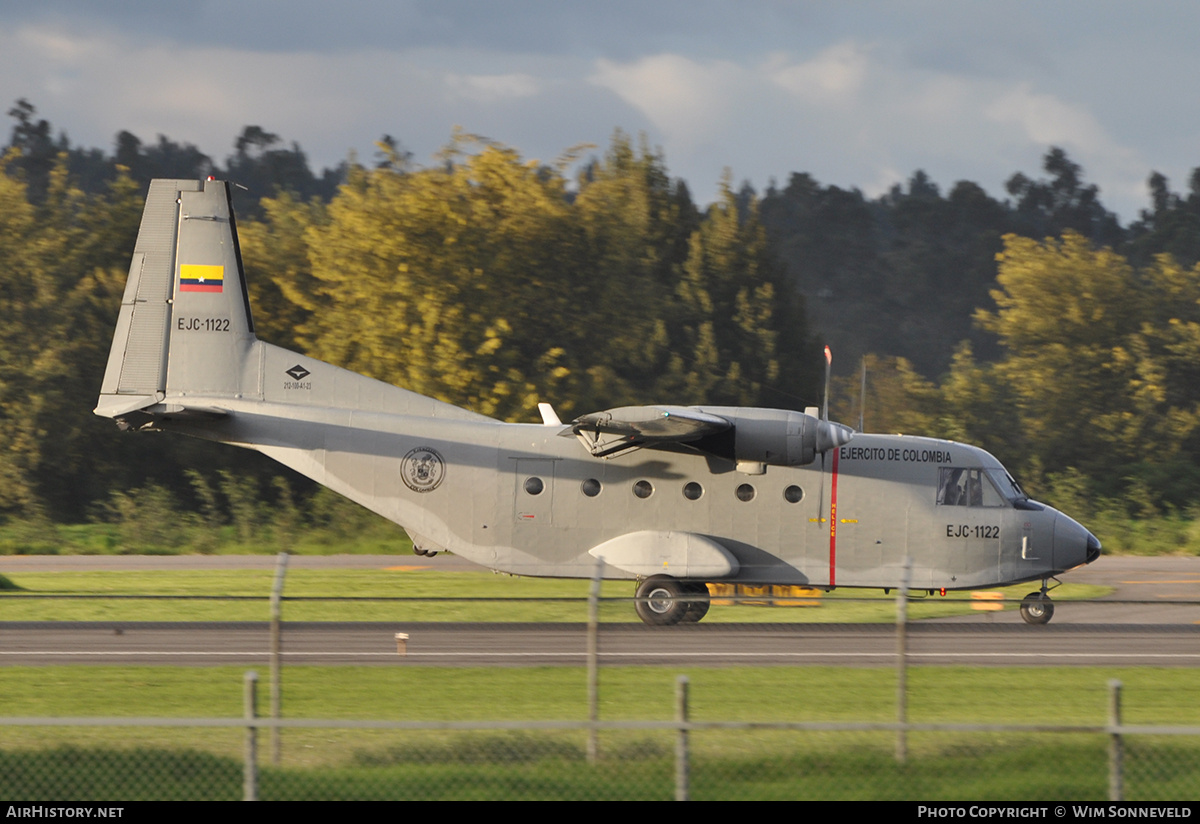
[{"x1": 697, "y1": 406, "x2": 854, "y2": 467}]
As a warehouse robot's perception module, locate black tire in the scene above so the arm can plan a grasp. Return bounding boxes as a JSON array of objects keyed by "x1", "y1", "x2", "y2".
[
  {"x1": 1019, "y1": 592, "x2": 1054, "y2": 625},
  {"x1": 635, "y1": 577, "x2": 688, "y2": 626},
  {"x1": 680, "y1": 582, "x2": 711, "y2": 623}
]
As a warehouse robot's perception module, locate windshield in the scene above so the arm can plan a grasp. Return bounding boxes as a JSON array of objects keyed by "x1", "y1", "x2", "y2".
[{"x1": 986, "y1": 468, "x2": 1027, "y2": 501}]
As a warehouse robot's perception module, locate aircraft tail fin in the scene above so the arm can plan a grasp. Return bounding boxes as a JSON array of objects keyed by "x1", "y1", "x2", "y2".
[
  {"x1": 96, "y1": 178, "x2": 258, "y2": 420},
  {"x1": 96, "y1": 177, "x2": 492, "y2": 426}
]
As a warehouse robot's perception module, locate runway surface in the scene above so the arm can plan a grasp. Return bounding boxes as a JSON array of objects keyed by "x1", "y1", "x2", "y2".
[
  {"x1": 1, "y1": 620, "x2": 1198, "y2": 667},
  {"x1": 1, "y1": 554, "x2": 1198, "y2": 667}
]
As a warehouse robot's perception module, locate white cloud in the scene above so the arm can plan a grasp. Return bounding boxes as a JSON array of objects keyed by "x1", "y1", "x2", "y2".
[
  {"x1": 766, "y1": 42, "x2": 871, "y2": 103},
  {"x1": 0, "y1": 22, "x2": 631, "y2": 178},
  {"x1": 584, "y1": 41, "x2": 1153, "y2": 216},
  {"x1": 445, "y1": 72, "x2": 540, "y2": 103},
  {"x1": 0, "y1": 11, "x2": 1177, "y2": 220},
  {"x1": 860, "y1": 166, "x2": 907, "y2": 200},
  {"x1": 17, "y1": 24, "x2": 103, "y2": 63},
  {"x1": 589, "y1": 54, "x2": 747, "y2": 141},
  {"x1": 986, "y1": 85, "x2": 1112, "y2": 155},
  {"x1": 984, "y1": 84, "x2": 1146, "y2": 204}
]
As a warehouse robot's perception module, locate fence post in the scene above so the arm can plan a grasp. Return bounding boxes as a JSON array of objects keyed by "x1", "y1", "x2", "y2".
[
  {"x1": 587, "y1": 555, "x2": 603, "y2": 764},
  {"x1": 244, "y1": 670, "x2": 259, "y2": 802},
  {"x1": 895, "y1": 557, "x2": 912, "y2": 764},
  {"x1": 270, "y1": 552, "x2": 288, "y2": 766},
  {"x1": 1109, "y1": 679, "x2": 1123, "y2": 802},
  {"x1": 676, "y1": 675, "x2": 690, "y2": 801}
]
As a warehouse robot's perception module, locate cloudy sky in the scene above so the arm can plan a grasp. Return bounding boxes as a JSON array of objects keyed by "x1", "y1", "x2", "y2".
[{"x1": 1, "y1": 1, "x2": 1196, "y2": 222}]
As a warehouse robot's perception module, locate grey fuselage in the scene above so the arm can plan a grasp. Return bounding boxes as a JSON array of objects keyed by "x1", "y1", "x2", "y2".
[{"x1": 164, "y1": 350, "x2": 1095, "y2": 592}]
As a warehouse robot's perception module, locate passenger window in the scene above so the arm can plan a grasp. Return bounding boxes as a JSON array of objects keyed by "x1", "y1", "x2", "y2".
[
  {"x1": 683, "y1": 482, "x2": 703, "y2": 500},
  {"x1": 524, "y1": 477, "x2": 544, "y2": 496},
  {"x1": 581, "y1": 478, "x2": 602, "y2": 497},
  {"x1": 735, "y1": 483, "x2": 756, "y2": 502},
  {"x1": 633, "y1": 480, "x2": 654, "y2": 499}
]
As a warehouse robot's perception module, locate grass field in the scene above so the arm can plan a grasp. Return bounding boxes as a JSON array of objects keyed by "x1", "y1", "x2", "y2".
[
  {"x1": 0, "y1": 567, "x2": 1111, "y2": 622},
  {"x1": 6, "y1": 664, "x2": 1198, "y2": 724},
  {"x1": 1, "y1": 665, "x2": 1198, "y2": 800}
]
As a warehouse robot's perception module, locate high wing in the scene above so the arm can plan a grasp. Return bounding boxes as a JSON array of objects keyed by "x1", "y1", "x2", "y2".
[
  {"x1": 569, "y1": 405, "x2": 732, "y2": 458},
  {"x1": 568, "y1": 404, "x2": 855, "y2": 467}
]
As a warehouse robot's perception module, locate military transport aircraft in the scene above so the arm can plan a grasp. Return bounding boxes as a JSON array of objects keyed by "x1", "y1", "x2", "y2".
[{"x1": 95, "y1": 178, "x2": 1100, "y2": 625}]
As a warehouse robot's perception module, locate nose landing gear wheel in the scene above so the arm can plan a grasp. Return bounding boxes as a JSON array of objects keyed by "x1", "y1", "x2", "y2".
[{"x1": 1019, "y1": 591, "x2": 1054, "y2": 625}]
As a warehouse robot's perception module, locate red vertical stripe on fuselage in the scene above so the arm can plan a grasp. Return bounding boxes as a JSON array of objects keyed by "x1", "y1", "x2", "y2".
[{"x1": 829, "y1": 446, "x2": 839, "y2": 587}]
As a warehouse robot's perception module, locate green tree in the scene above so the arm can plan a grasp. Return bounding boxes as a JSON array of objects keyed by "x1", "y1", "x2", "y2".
[
  {"x1": 239, "y1": 190, "x2": 328, "y2": 351},
  {"x1": 279, "y1": 133, "x2": 815, "y2": 421},
  {"x1": 568, "y1": 131, "x2": 698, "y2": 409},
  {"x1": 300, "y1": 134, "x2": 580, "y2": 419},
  {"x1": 0, "y1": 154, "x2": 142, "y2": 518},
  {"x1": 975, "y1": 231, "x2": 1141, "y2": 485},
  {"x1": 1005, "y1": 147, "x2": 1123, "y2": 247},
  {"x1": 667, "y1": 174, "x2": 808, "y2": 405},
  {"x1": 936, "y1": 232, "x2": 1200, "y2": 508}
]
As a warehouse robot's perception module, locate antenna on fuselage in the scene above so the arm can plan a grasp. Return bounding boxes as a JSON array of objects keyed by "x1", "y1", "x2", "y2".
[
  {"x1": 816, "y1": 345, "x2": 833, "y2": 571},
  {"x1": 858, "y1": 356, "x2": 866, "y2": 433},
  {"x1": 821, "y1": 345, "x2": 832, "y2": 422}
]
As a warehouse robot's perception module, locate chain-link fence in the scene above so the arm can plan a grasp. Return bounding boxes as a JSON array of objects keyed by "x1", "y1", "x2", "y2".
[{"x1": 2, "y1": 678, "x2": 1199, "y2": 800}]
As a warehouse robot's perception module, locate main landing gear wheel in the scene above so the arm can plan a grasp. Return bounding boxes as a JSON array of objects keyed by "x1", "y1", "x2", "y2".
[
  {"x1": 680, "y1": 582, "x2": 711, "y2": 623},
  {"x1": 635, "y1": 577, "x2": 691, "y2": 626},
  {"x1": 1019, "y1": 591, "x2": 1054, "y2": 625}
]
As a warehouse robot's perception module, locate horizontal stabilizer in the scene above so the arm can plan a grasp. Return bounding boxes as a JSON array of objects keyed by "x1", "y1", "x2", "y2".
[
  {"x1": 93, "y1": 393, "x2": 163, "y2": 419},
  {"x1": 588, "y1": 530, "x2": 739, "y2": 579},
  {"x1": 95, "y1": 398, "x2": 228, "y2": 431}
]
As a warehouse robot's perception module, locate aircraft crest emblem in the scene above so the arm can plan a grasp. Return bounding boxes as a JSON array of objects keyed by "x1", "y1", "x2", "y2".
[{"x1": 402, "y1": 446, "x2": 446, "y2": 493}]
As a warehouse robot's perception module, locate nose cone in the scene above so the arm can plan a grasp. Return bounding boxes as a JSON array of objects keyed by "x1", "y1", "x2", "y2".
[{"x1": 1053, "y1": 510, "x2": 1101, "y2": 570}]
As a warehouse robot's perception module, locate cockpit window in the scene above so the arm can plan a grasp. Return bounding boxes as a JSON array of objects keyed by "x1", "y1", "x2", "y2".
[
  {"x1": 986, "y1": 468, "x2": 1027, "y2": 501},
  {"x1": 937, "y1": 468, "x2": 1005, "y2": 507}
]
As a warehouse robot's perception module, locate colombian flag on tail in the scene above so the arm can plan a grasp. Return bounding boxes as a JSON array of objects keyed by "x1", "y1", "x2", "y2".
[{"x1": 179, "y1": 264, "x2": 224, "y2": 293}]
